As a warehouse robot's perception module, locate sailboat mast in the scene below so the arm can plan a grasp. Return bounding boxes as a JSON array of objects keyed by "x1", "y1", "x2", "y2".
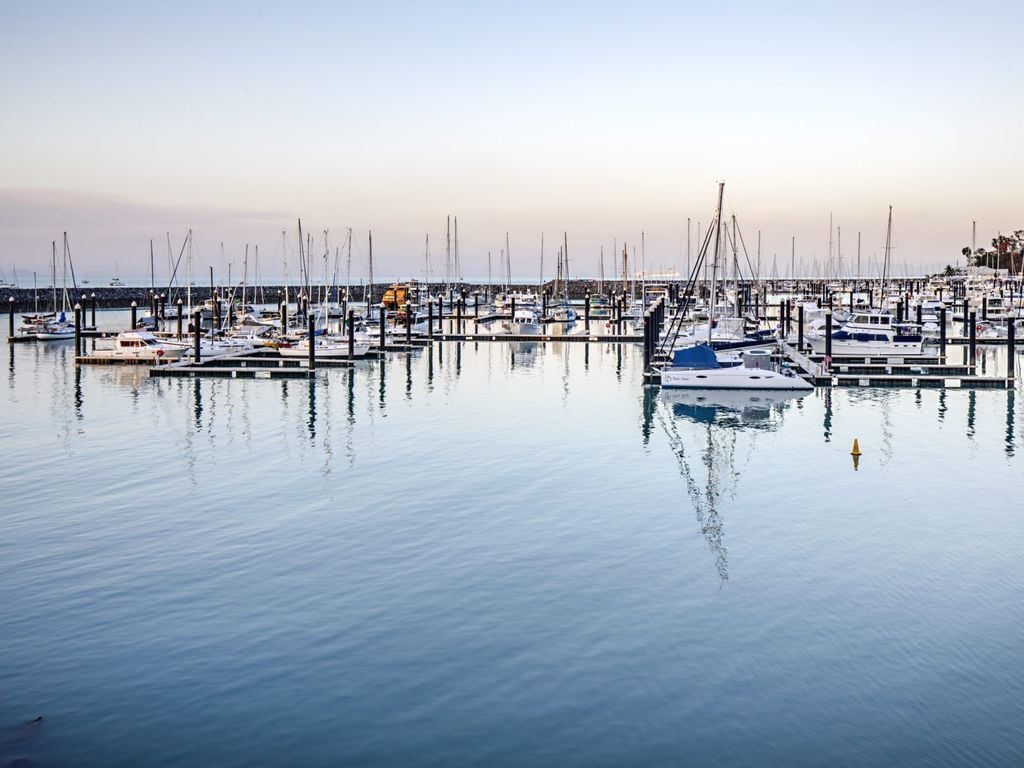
[
  {"x1": 454, "y1": 216, "x2": 460, "y2": 288},
  {"x1": 345, "y1": 228, "x2": 352, "y2": 301},
  {"x1": 445, "y1": 217, "x2": 451, "y2": 294},
  {"x1": 242, "y1": 243, "x2": 249, "y2": 310},
  {"x1": 882, "y1": 206, "x2": 893, "y2": 299},
  {"x1": 563, "y1": 232, "x2": 569, "y2": 294},
  {"x1": 791, "y1": 237, "x2": 795, "y2": 282},
  {"x1": 368, "y1": 230, "x2": 374, "y2": 305},
  {"x1": 707, "y1": 182, "x2": 725, "y2": 345},
  {"x1": 51, "y1": 241, "x2": 57, "y2": 313},
  {"x1": 856, "y1": 231, "x2": 861, "y2": 290}
]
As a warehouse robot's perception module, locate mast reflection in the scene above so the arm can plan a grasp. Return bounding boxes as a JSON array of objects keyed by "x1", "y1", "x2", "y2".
[{"x1": 656, "y1": 388, "x2": 806, "y2": 582}]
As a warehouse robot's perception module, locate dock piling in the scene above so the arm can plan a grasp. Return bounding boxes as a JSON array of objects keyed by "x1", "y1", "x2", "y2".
[
  {"x1": 348, "y1": 309, "x2": 355, "y2": 359},
  {"x1": 130, "y1": 301, "x2": 137, "y2": 330},
  {"x1": 91, "y1": 293, "x2": 97, "y2": 328},
  {"x1": 193, "y1": 310, "x2": 201, "y2": 362},
  {"x1": 824, "y1": 310, "x2": 833, "y2": 364},
  {"x1": 73, "y1": 304, "x2": 82, "y2": 361},
  {"x1": 8, "y1": 297, "x2": 13, "y2": 341},
  {"x1": 308, "y1": 312, "x2": 316, "y2": 371},
  {"x1": 939, "y1": 306, "x2": 947, "y2": 358},
  {"x1": 176, "y1": 299, "x2": 183, "y2": 339},
  {"x1": 798, "y1": 304, "x2": 805, "y2": 350},
  {"x1": 969, "y1": 311, "x2": 977, "y2": 366},
  {"x1": 1008, "y1": 321, "x2": 1016, "y2": 382}
]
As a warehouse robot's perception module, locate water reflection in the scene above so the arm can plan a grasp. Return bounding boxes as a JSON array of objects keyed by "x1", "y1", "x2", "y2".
[
  {"x1": 1006, "y1": 391, "x2": 1015, "y2": 457},
  {"x1": 510, "y1": 341, "x2": 538, "y2": 369},
  {"x1": 967, "y1": 390, "x2": 976, "y2": 440},
  {"x1": 346, "y1": 367, "x2": 355, "y2": 421},
  {"x1": 655, "y1": 389, "x2": 806, "y2": 582},
  {"x1": 307, "y1": 379, "x2": 317, "y2": 440},
  {"x1": 73, "y1": 365, "x2": 83, "y2": 419},
  {"x1": 823, "y1": 388, "x2": 833, "y2": 442},
  {"x1": 405, "y1": 353, "x2": 413, "y2": 399},
  {"x1": 193, "y1": 378, "x2": 203, "y2": 430}
]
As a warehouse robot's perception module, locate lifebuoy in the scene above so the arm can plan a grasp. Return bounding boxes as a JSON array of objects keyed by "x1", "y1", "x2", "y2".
[{"x1": 976, "y1": 324, "x2": 985, "y2": 333}]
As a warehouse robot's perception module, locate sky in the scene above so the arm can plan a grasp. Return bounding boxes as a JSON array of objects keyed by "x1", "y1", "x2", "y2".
[{"x1": 1, "y1": 0, "x2": 1022, "y2": 284}]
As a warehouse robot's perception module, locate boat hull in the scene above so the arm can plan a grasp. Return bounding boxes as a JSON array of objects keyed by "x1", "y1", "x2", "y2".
[{"x1": 660, "y1": 366, "x2": 812, "y2": 391}]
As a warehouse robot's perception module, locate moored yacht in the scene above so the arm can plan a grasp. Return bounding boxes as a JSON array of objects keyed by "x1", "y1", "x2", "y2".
[
  {"x1": 88, "y1": 331, "x2": 184, "y2": 361},
  {"x1": 805, "y1": 310, "x2": 923, "y2": 355}
]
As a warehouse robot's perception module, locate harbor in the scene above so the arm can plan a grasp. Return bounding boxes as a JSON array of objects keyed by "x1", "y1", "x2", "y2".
[{"x1": 6, "y1": 2, "x2": 1024, "y2": 764}]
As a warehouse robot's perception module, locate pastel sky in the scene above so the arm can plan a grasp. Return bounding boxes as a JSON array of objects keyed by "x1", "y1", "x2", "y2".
[{"x1": 2, "y1": 0, "x2": 1022, "y2": 283}]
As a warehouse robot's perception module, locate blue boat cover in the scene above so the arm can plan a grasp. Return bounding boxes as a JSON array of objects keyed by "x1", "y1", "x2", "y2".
[{"x1": 671, "y1": 344, "x2": 719, "y2": 369}]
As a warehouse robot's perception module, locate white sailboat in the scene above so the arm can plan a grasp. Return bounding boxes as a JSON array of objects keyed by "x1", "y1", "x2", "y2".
[
  {"x1": 658, "y1": 182, "x2": 812, "y2": 391},
  {"x1": 36, "y1": 236, "x2": 76, "y2": 341}
]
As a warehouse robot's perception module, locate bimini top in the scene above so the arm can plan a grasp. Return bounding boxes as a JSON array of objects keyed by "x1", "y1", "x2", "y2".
[{"x1": 671, "y1": 344, "x2": 719, "y2": 369}]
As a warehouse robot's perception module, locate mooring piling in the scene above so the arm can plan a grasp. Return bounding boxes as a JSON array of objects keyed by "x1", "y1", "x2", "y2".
[{"x1": 193, "y1": 310, "x2": 202, "y2": 362}]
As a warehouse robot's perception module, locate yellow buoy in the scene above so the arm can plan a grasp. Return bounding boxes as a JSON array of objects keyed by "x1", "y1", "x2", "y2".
[{"x1": 851, "y1": 438, "x2": 861, "y2": 456}]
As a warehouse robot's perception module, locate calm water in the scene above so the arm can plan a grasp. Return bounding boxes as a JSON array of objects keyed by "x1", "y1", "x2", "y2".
[{"x1": 2, "y1": 315, "x2": 1023, "y2": 767}]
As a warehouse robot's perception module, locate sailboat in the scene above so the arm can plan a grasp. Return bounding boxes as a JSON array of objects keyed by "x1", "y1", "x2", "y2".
[
  {"x1": 658, "y1": 183, "x2": 812, "y2": 391},
  {"x1": 36, "y1": 236, "x2": 76, "y2": 341},
  {"x1": 110, "y1": 261, "x2": 124, "y2": 287}
]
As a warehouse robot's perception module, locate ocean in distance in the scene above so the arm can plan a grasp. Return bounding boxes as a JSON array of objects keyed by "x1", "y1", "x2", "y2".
[{"x1": 1, "y1": 313, "x2": 1023, "y2": 767}]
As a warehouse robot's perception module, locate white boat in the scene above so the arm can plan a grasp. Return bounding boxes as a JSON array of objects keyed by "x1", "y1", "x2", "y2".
[
  {"x1": 506, "y1": 307, "x2": 541, "y2": 335},
  {"x1": 805, "y1": 311, "x2": 923, "y2": 355},
  {"x1": 88, "y1": 331, "x2": 184, "y2": 362},
  {"x1": 660, "y1": 344, "x2": 812, "y2": 391},
  {"x1": 658, "y1": 182, "x2": 811, "y2": 392},
  {"x1": 551, "y1": 302, "x2": 578, "y2": 322},
  {"x1": 164, "y1": 335, "x2": 256, "y2": 359},
  {"x1": 35, "y1": 317, "x2": 75, "y2": 340},
  {"x1": 278, "y1": 334, "x2": 371, "y2": 359}
]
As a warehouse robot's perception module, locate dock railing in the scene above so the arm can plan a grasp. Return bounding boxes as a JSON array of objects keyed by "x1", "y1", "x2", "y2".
[{"x1": 779, "y1": 340, "x2": 824, "y2": 379}]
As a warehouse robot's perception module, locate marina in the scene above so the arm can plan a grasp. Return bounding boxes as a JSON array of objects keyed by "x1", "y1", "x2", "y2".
[{"x1": 5, "y1": 2, "x2": 1024, "y2": 764}]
